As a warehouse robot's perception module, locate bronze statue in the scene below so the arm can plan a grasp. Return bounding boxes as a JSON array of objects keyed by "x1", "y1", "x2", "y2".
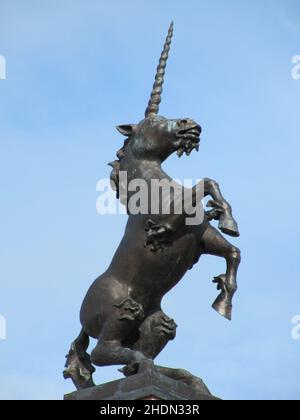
[{"x1": 64, "y1": 22, "x2": 240, "y2": 391}]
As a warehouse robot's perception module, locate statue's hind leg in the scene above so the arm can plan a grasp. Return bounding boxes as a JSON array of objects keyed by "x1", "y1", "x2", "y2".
[
  {"x1": 131, "y1": 312, "x2": 210, "y2": 394},
  {"x1": 130, "y1": 310, "x2": 177, "y2": 363},
  {"x1": 90, "y1": 297, "x2": 149, "y2": 372},
  {"x1": 201, "y1": 224, "x2": 241, "y2": 320}
]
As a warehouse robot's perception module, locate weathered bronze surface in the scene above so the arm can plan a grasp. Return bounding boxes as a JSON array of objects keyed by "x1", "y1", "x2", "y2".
[{"x1": 64, "y1": 22, "x2": 240, "y2": 392}]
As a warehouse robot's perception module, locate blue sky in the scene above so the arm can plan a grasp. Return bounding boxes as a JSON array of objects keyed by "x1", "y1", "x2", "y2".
[{"x1": 0, "y1": 0, "x2": 300, "y2": 400}]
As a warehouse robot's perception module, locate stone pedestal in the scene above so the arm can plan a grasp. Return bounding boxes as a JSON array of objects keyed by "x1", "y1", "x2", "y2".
[{"x1": 64, "y1": 361, "x2": 220, "y2": 401}]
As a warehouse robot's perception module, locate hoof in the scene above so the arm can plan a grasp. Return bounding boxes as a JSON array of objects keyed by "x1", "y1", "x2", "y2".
[
  {"x1": 212, "y1": 275, "x2": 235, "y2": 321},
  {"x1": 118, "y1": 364, "x2": 139, "y2": 377},
  {"x1": 218, "y1": 215, "x2": 240, "y2": 237},
  {"x1": 212, "y1": 299, "x2": 232, "y2": 321},
  {"x1": 119, "y1": 351, "x2": 151, "y2": 377}
]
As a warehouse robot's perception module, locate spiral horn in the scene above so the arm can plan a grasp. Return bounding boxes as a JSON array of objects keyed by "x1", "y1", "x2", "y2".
[{"x1": 145, "y1": 22, "x2": 174, "y2": 118}]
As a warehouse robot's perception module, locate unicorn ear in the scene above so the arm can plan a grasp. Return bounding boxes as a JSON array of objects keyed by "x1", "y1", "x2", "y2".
[{"x1": 116, "y1": 125, "x2": 135, "y2": 137}]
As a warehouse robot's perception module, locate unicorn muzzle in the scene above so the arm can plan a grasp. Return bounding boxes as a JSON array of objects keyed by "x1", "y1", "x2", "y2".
[{"x1": 176, "y1": 120, "x2": 201, "y2": 157}]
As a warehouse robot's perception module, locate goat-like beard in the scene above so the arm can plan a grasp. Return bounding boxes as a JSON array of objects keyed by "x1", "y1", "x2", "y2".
[{"x1": 176, "y1": 130, "x2": 200, "y2": 157}]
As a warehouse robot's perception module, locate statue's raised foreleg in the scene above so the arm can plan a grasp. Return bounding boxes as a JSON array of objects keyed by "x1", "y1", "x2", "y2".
[
  {"x1": 202, "y1": 178, "x2": 239, "y2": 237},
  {"x1": 145, "y1": 177, "x2": 239, "y2": 251},
  {"x1": 201, "y1": 224, "x2": 241, "y2": 320}
]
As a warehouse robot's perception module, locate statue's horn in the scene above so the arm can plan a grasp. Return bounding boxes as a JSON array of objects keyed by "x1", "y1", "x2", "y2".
[{"x1": 145, "y1": 22, "x2": 174, "y2": 118}]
